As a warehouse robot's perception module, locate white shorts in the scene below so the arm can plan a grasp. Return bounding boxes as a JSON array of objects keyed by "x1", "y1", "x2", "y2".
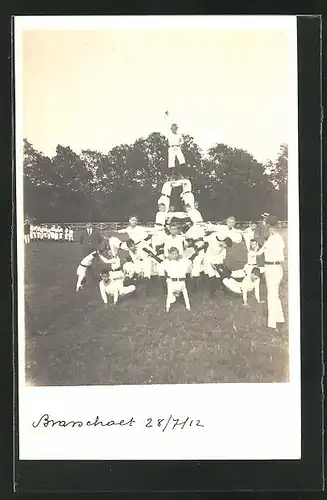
[
  {"x1": 166, "y1": 278, "x2": 187, "y2": 295},
  {"x1": 168, "y1": 146, "x2": 185, "y2": 168}
]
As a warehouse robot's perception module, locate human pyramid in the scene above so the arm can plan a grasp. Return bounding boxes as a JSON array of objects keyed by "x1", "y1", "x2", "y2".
[{"x1": 76, "y1": 111, "x2": 266, "y2": 312}]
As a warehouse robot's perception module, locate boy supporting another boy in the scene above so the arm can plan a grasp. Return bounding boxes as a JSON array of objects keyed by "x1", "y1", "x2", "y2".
[{"x1": 216, "y1": 264, "x2": 265, "y2": 307}]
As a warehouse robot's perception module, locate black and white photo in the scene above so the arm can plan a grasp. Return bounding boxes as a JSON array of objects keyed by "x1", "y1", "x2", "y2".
[{"x1": 15, "y1": 15, "x2": 301, "y2": 461}]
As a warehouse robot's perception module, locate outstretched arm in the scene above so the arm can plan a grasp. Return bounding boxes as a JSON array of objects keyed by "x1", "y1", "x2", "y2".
[
  {"x1": 256, "y1": 243, "x2": 266, "y2": 256},
  {"x1": 242, "y1": 286, "x2": 248, "y2": 306},
  {"x1": 99, "y1": 281, "x2": 108, "y2": 304},
  {"x1": 254, "y1": 279, "x2": 264, "y2": 303}
]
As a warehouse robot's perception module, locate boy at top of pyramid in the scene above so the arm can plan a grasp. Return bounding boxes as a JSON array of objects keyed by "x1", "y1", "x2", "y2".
[{"x1": 164, "y1": 110, "x2": 187, "y2": 179}]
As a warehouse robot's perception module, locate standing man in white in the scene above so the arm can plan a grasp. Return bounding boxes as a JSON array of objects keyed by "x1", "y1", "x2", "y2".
[
  {"x1": 164, "y1": 110, "x2": 186, "y2": 178},
  {"x1": 256, "y1": 215, "x2": 285, "y2": 330}
]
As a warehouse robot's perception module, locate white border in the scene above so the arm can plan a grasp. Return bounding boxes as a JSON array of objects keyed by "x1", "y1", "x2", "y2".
[{"x1": 15, "y1": 15, "x2": 301, "y2": 461}]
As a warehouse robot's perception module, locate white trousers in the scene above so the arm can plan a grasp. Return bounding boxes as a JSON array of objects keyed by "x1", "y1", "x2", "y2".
[
  {"x1": 166, "y1": 279, "x2": 190, "y2": 311},
  {"x1": 24, "y1": 235, "x2": 30, "y2": 243},
  {"x1": 265, "y1": 264, "x2": 284, "y2": 328},
  {"x1": 168, "y1": 146, "x2": 185, "y2": 168},
  {"x1": 123, "y1": 257, "x2": 152, "y2": 279},
  {"x1": 181, "y1": 191, "x2": 195, "y2": 208},
  {"x1": 203, "y1": 254, "x2": 224, "y2": 277}
]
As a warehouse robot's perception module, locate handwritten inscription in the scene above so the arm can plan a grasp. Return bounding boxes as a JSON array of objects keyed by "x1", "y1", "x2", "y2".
[{"x1": 32, "y1": 413, "x2": 204, "y2": 432}]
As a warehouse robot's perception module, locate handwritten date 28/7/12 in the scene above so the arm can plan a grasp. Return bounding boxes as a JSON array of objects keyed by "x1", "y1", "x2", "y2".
[
  {"x1": 145, "y1": 415, "x2": 204, "y2": 432},
  {"x1": 31, "y1": 414, "x2": 204, "y2": 432}
]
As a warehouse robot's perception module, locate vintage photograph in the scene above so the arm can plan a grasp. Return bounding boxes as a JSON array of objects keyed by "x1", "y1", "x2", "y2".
[{"x1": 19, "y1": 17, "x2": 293, "y2": 388}]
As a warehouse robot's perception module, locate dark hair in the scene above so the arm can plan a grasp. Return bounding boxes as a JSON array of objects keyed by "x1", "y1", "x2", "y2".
[
  {"x1": 250, "y1": 238, "x2": 258, "y2": 244},
  {"x1": 100, "y1": 268, "x2": 109, "y2": 275},
  {"x1": 223, "y1": 237, "x2": 233, "y2": 248},
  {"x1": 265, "y1": 215, "x2": 278, "y2": 227},
  {"x1": 168, "y1": 246, "x2": 180, "y2": 254},
  {"x1": 251, "y1": 266, "x2": 261, "y2": 277}
]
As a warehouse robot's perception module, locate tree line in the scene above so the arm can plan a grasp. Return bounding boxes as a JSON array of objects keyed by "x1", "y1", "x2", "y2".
[{"x1": 23, "y1": 133, "x2": 287, "y2": 223}]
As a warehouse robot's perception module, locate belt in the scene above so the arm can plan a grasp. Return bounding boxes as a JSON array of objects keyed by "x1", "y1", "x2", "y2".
[
  {"x1": 110, "y1": 266, "x2": 123, "y2": 272},
  {"x1": 155, "y1": 223, "x2": 164, "y2": 226},
  {"x1": 182, "y1": 191, "x2": 191, "y2": 195},
  {"x1": 161, "y1": 194, "x2": 170, "y2": 198},
  {"x1": 265, "y1": 261, "x2": 281, "y2": 265},
  {"x1": 134, "y1": 235, "x2": 152, "y2": 245},
  {"x1": 169, "y1": 277, "x2": 185, "y2": 282},
  {"x1": 80, "y1": 263, "x2": 89, "y2": 268}
]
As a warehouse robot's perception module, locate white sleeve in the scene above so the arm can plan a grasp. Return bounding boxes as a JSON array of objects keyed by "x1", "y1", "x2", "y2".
[{"x1": 99, "y1": 281, "x2": 108, "y2": 304}]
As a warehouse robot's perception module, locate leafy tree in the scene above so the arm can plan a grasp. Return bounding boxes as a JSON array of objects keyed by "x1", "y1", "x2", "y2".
[
  {"x1": 22, "y1": 135, "x2": 287, "y2": 223},
  {"x1": 264, "y1": 144, "x2": 288, "y2": 220}
]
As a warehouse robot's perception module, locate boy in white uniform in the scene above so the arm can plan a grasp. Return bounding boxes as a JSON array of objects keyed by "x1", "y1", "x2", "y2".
[
  {"x1": 64, "y1": 227, "x2": 69, "y2": 242},
  {"x1": 203, "y1": 234, "x2": 233, "y2": 297},
  {"x1": 152, "y1": 203, "x2": 168, "y2": 252},
  {"x1": 216, "y1": 265, "x2": 264, "y2": 307},
  {"x1": 68, "y1": 227, "x2": 74, "y2": 242},
  {"x1": 99, "y1": 268, "x2": 136, "y2": 306},
  {"x1": 123, "y1": 239, "x2": 153, "y2": 280},
  {"x1": 185, "y1": 203, "x2": 204, "y2": 228},
  {"x1": 242, "y1": 222, "x2": 257, "y2": 250},
  {"x1": 163, "y1": 223, "x2": 186, "y2": 258},
  {"x1": 118, "y1": 216, "x2": 154, "y2": 250},
  {"x1": 162, "y1": 247, "x2": 192, "y2": 312},
  {"x1": 207, "y1": 217, "x2": 243, "y2": 244},
  {"x1": 76, "y1": 244, "x2": 120, "y2": 292},
  {"x1": 164, "y1": 110, "x2": 186, "y2": 177},
  {"x1": 231, "y1": 239, "x2": 265, "y2": 279}
]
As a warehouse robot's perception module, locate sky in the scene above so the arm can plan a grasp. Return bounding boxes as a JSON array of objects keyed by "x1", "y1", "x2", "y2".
[{"x1": 19, "y1": 17, "x2": 296, "y2": 164}]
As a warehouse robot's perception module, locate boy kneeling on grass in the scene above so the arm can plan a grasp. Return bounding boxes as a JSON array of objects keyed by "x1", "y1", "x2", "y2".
[
  {"x1": 215, "y1": 264, "x2": 265, "y2": 307},
  {"x1": 99, "y1": 267, "x2": 136, "y2": 306}
]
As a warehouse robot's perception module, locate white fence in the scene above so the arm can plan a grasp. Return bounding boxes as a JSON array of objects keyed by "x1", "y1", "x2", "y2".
[{"x1": 39, "y1": 221, "x2": 288, "y2": 231}]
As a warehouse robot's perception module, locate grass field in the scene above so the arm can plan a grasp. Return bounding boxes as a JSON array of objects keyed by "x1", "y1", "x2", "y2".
[{"x1": 24, "y1": 229, "x2": 289, "y2": 386}]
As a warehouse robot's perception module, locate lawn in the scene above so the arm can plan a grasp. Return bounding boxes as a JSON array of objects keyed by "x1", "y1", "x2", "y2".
[{"x1": 24, "y1": 229, "x2": 289, "y2": 386}]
